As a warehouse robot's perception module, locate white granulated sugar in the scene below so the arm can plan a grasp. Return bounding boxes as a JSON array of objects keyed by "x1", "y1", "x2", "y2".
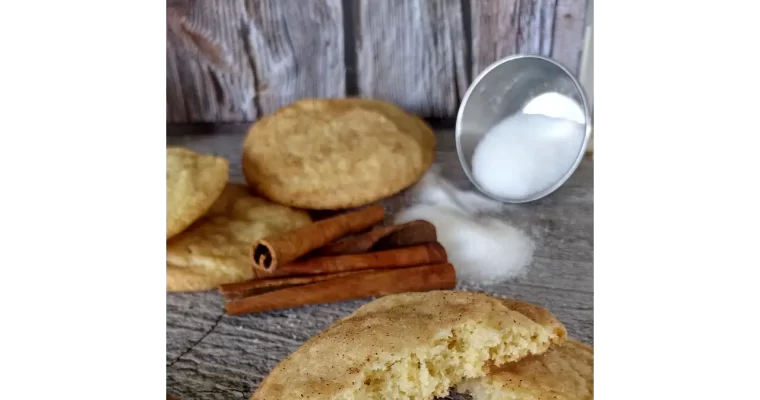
[
  {"x1": 410, "y1": 166, "x2": 503, "y2": 214},
  {"x1": 471, "y1": 113, "x2": 585, "y2": 200},
  {"x1": 395, "y1": 169, "x2": 534, "y2": 285},
  {"x1": 522, "y1": 92, "x2": 586, "y2": 124}
]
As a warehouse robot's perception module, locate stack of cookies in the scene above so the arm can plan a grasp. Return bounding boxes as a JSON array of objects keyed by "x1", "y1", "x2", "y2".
[
  {"x1": 166, "y1": 98, "x2": 437, "y2": 292},
  {"x1": 166, "y1": 148, "x2": 313, "y2": 292}
]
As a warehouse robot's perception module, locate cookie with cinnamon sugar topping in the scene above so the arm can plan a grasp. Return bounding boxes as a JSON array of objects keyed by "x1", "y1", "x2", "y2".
[
  {"x1": 242, "y1": 98, "x2": 435, "y2": 210},
  {"x1": 251, "y1": 291, "x2": 566, "y2": 400}
]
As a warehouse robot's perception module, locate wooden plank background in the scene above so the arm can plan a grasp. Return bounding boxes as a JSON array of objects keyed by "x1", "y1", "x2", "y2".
[{"x1": 167, "y1": 0, "x2": 589, "y2": 124}]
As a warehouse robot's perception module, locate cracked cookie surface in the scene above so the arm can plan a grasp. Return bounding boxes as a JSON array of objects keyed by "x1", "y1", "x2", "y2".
[{"x1": 242, "y1": 98, "x2": 435, "y2": 210}]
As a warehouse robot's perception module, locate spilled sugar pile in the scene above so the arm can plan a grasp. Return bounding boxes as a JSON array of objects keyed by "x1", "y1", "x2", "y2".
[{"x1": 394, "y1": 167, "x2": 534, "y2": 285}]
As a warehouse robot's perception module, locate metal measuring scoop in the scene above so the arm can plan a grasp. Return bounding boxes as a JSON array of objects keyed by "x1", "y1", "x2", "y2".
[{"x1": 455, "y1": 55, "x2": 592, "y2": 203}]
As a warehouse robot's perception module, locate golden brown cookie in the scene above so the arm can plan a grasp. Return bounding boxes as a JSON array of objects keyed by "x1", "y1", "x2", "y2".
[
  {"x1": 242, "y1": 98, "x2": 436, "y2": 210},
  {"x1": 166, "y1": 184, "x2": 312, "y2": 292},
  {"x1": 166, "y1": 147, "x2": 229, "y2": 239},
  {"x1": 457, "y1": 339, "x2": 593, "y2": 400},
  {"x1": 251, "y1": 291, "x2": 566, "y2": 400}
]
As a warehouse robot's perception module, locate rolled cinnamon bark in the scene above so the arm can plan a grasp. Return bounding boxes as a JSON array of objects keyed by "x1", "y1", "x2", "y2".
[
  {"x1": 251, "y1": 205, "x2": 384, "y2": 272},
  {"x1": 219, "y1": 271, "x2": 361, "y2": 299},
  {"x1": 276, "y1": 242, "x2": 448, "y2": 276},
  {"x1": 224, "y1": 263, "x2": 457, "y2": 315},
  {"x1": 315, "y1": 220, "x2": 437, "y2": 256}
]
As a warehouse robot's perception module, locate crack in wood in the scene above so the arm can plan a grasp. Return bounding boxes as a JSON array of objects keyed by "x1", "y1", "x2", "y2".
[
  {"x1": 460, "y1": 0, "x2": 473, "y2": 85},
  {"x1": 239, "y1": 21, "x2": 262, "y2": 118},
  {"x1": 207, "y1": 66, "x2": 226, "y2": 106},
  {"x1": 341, "y1": 0, "x2": 358, "y2": 96},
  {"x1": 168, "y1": 312, "x2": 225, "y2": 368}
]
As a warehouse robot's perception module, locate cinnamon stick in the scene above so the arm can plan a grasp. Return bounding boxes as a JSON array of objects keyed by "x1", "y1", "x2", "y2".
[
  {"x1": 219, "y1": 271, "x2": 361, "y2": 299},
  {"x1": 276, "y1": 242, "x2": 448, "y2": 276},
  {"x1": 315, "y1": 220, "x2": 437, "y2": 256},
  {"x1": 251, "y1": 205, "x2": 384, "y2": 272},
  {"x1": 224, "y1": 263, "x2": 457, "y2": 315}
]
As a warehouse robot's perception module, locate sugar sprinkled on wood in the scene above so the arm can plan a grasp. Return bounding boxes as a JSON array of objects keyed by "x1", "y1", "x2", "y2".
[{"x1": 394, "y1": 168, "x2": 534, "y2": 285}]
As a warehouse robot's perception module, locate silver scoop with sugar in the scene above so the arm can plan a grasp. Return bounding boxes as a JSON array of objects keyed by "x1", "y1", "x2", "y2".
[{"x1": 455, "y1": 55, "x2": 592, "y2": 203}]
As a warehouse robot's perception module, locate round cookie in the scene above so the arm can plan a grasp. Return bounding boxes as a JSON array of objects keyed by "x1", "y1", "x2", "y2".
[
  {"x1": 166, "y1": 147, "x2": 229, "y2": 239},
  {"x1": 242, "y1": 98, "x2": 435, "y2": 210}
]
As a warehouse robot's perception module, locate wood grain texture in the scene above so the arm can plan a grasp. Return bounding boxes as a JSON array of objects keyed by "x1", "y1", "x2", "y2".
[
  {"x1": 471, "y1": 0, "x2": 587, "y2": 76},
  {"x1": 355, "y1": 0, "x2": 469, "y2": 118},
  {"x1": 552, "y1": 0, "x2": 589, "y2": 73},
  {"x1": 166, "y1": 0, "x2": 345, "y2": 123},
  {"x1": 167, "y1": 0, "x2": 590, "y2": 123},
  {"x1": 166, "y1": 128, "x2": 593, "y2": 400}
]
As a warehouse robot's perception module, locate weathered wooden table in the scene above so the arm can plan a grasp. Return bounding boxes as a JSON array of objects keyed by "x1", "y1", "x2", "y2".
[{"x1": 166, "y1": 128, "x2": 594, "y2": 400}]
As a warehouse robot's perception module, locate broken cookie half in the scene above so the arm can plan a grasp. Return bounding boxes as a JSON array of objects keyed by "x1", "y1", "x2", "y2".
[
  {"x1": 250, "y1": 291, "x2": 567, "y2": 400},
  {"x1": 458, "y1": 338, "x2": 593, "y2": 400}
]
